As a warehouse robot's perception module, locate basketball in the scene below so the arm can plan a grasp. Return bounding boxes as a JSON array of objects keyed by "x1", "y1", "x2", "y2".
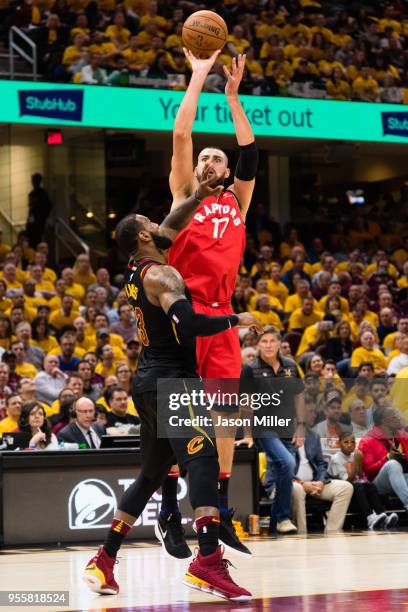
[{"x1": 182, "y1": 10, "x2": 228, "y2": 59}]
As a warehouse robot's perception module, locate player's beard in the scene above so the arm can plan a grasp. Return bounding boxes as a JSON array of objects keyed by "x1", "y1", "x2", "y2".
[
  {"x1": 196, "y1": 170, "x2": 225, "y2": 188},
  {"x1": 151, "y1": 233, "x2": 173, "y2": 251}
]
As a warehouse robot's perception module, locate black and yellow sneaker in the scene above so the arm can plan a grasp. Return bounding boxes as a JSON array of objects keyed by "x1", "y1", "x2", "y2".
[
  {"x1": 154, "y1": 512, "x2": 192, "y2": 560},
  {"x1": 219, "y1": 509, "x2": 252, "y2": 557}
]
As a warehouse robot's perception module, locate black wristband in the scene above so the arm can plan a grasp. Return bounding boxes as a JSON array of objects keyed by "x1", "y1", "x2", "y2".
[{"x1": 228, "y1": 314, "x2": 239, "y2": 328}]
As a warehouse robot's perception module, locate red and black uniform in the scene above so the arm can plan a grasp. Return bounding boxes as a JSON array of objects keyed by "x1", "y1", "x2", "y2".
[{"x1": 169, "y1": 189, "x2": 245, "y2": 379}]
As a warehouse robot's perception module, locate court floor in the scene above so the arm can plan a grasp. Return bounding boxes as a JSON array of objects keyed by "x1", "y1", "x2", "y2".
[{"x1": 2, "y1": 532, "x2": 408, "y2": 611}]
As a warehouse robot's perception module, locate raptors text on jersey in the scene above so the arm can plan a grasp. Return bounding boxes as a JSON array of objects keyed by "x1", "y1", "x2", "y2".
[{"x1": 168, "y1": 190, "x2": 246, "y2": 305}]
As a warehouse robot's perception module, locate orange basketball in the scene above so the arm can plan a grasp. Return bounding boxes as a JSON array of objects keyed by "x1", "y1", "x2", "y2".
[{"x1": 182, "y1": 10, "x2": 228, "y2": 59}]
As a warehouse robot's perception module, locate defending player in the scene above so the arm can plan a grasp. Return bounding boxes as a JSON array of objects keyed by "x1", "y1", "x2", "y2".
[
  {"x1": 83, "y1": 169, "x2": 260, "y2": 601},
  {"x1": 157, "y1": 50, "x2": 258, "y2": 558}
]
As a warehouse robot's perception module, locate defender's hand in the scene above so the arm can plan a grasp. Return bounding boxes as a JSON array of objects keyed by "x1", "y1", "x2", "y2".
[
  {"x1": 183, "y1": 48, "x2": 221, "y2": 77},
  {"x1": 224, "y1": 54, "x2": 246, "y2": 97},
  {"x1": 196, "y1": 163, "x2": 224, "y2": 200},
  {"x1": 237, "y1": 312, "x2": 263, "y2": 333}
]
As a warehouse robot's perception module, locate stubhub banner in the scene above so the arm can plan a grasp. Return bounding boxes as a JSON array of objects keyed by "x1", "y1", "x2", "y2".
[
  {"x1": 382, "y1": 111, "x2": 408, "y2": 138},
  {"x1": 18, "y1": 89, "x2": 83, "y2": 122},
  {"x1": 0, "y1": 79, "x2": 406, "y2": 143}
]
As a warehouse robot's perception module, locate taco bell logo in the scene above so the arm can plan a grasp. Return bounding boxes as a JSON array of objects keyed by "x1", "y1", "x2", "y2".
[
  {"x1": 18, "y1": 89, "x2": 83, "y2": 122},
  {"x1": 382, "y1": 111, "x2": 408, "y2": 138},
  {"x1": 68, "y1": 478, "x2": 117, "y2": 529}
]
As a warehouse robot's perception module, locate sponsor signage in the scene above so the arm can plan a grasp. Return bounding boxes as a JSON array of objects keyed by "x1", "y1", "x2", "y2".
[
  {"x1": 0, "y1": 80, "x2": 406, "y2": 143},
  {"x1": 1, "y1": 452, "x2": 255, "y2": 544}
]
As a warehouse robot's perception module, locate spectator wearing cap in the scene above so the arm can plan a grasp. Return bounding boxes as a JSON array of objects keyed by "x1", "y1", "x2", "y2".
[
  {"x1": 93, "y1": 312, "x2": 126, "y2": 351},
  {"x1": 11, "y1": 340, "x2": 37, "y2": 379},
  {"x1": 77, "y1": 359, "x2": 103, "y2": 403},
  {"x1": 359, "y1": 407, "x2": 408, "y2": 511},
  {"x1": 103, "y1": 385, "x2": 140, "y2": 432},
  {"x1": 110, "y1": 303, "x2": 138, "y2": 344},
  {"x1": 34, "y1": 354, "x2": 67, "y2": 406},
  {"x1": 56, "y1": 335, "x2": 81, "y2": 372},
  {"x1": 14, "y1": 321, "x2": 44, "y2": 370},
  {"x1": 313, "y1": 389, "x2": 352, "y2": 461},
  {"x1": 49, "y1": 295, "x2": 80, "y2": 330},
  {"x1": 95, "y1": 327, "x2": 126, "y2": 361},
  {"x1": 0, "y1": 393, "x2": 23, "y2": 435}
]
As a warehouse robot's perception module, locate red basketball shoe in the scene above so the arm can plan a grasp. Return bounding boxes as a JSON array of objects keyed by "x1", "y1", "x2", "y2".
[
  {"x1": 83, "y1": 545, "x2": 119, "y2": 595},
  {"x1": 183, "y1": 545, "x2": 252, "y2": 602}
]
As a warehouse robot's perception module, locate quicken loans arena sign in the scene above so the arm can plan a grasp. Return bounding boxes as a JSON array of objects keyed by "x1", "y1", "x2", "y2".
[{"x1": 1, "y1": 80, "x2": 407, "y2": 143}]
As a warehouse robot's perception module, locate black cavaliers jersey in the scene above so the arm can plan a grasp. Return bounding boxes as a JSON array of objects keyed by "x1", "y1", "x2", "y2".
[{"x1": 124, "y1": 257, "x2": 198, "y2": 391}]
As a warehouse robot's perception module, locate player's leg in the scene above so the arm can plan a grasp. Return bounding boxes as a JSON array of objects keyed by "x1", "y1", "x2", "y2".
[
  {"x1": 170, "y1": 435, "x2": 251, "y2": 601},
  {"x1": 202, "y1": 325, "x2": 251, "y2": 556},
  {"x1": 157, "y1": 329, "x2": 212, "y2": 557},
  {"x1": 83, "y1": 391, "x2": 174, "y2": 594},
  {"x1": 155, "y1": 466, "x2": 192, "y2": 559}
]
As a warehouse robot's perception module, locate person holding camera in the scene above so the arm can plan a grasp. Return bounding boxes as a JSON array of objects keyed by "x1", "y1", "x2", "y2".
[{"x1": 359, "y1": 406, "x2": 408, "y2": 511}]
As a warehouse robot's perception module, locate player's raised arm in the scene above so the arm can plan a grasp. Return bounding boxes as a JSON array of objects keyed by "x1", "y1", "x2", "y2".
[
  {"x1": 224, "y1": 54, "x2": 258, "y2": 219},
  {"x1": 170, "y1": 48, "x2": 220, "y2": 207},
  {"x1": 161, "y1": 164, "x2": 223, "y2": 240},
  {"x1": 144, "y1": 265, "x2": 262, "y2": 337}
]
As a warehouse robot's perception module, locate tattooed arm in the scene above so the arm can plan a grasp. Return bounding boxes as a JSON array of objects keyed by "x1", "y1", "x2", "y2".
[{"x1": 143, "y1": 265, "x2": 262, "y2": 337}]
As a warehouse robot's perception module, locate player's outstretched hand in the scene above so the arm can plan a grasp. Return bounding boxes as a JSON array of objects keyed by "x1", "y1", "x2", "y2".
[
  {"x1": 196, "y1": 163, "x2": 224, "y2": 200},
  {"x1": 236, "y1": 312, "x2": 263, "y2": 334},
  {"x1": 183, "y1": 47, "x2": 221, "y2": 77},
  {"x1": 224, "y1": 54, "x2": 246, "y2": 96}
]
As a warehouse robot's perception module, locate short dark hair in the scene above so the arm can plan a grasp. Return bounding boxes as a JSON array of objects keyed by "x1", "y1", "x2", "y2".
[
  {"x1": 115, "y1": 215, "x2": 143, "y2": 257},
  {"x1": 370, "y1": 377, "x2": 388, "y2": 390},
  {"x1": 357, "y1": 362, "x2": 374, "y2": 373},
  {"x1": 339, "y1": 431, "x2": 355, "y2": 442},
  {"x1": 105, "y1": 385, "x2": 127, "y2": 405}
]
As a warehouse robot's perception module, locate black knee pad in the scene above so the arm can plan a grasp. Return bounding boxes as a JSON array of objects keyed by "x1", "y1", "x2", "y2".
[{"x1": 186, "y1": 455, "x2": 219, "y2": 509}]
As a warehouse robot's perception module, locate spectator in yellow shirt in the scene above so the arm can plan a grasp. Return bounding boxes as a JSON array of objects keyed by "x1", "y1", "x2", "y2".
[
  {"x1": 61, "y1": 267, "x2": 85, "y2": 302},
  {"x1": 397, "y1": 261, "x2": 408, "y2": 289},
  {"x1": 267, "y1": 263, "x2": 289, "y2": 306},
  {"x1": 70, "y1": 13, "x2": 90, "y2": 40},
  {"x1": 105, "y1": 12, "x2": 132, "y2": 50},
  {"x1": 285, "y1": 279, "x2": 317, "y2": 315},
  {"x1": 310, "y1": 14, "x2": 333, "y2": 42},
  {"x1": 227, "y1": 25, "x2": 250, "y2": 55},
  {"x1": 140, "y1": 0, "x2": 168, "y2": 33},
  {"x1": 251, "y1": 295, "x2": 283, "y2": 330},
  {"x1": 289, "y1": 297, "x2": 323, "y2": 332},
  {"x1": 11, "y1": 340, "x2": 38, "y2": 378},
  {"x1": 0, "y1": 229, "x2": 11, "y2": 262},
  {"x1": 393, "y1": 237, "x2": 408, "y2": 269},
  {"x1": 318, "y1": 281, "x2": 350, "y2": 315},
  {"x1": 72, "y1": 253, "x2": 96, "y2": 289},
  {"x1": 297, "y1": 319, "x2": 335, "y2": 358},
  {"x1": 326, "y1": 67, "x2": 351, "y2": 100},
  {"x1": 248, "y1": 279, "x2": 283, "y2": 311},
  {"x1": 49, "y1": 295, "x2": 81, "y2": 330},
  {"x1": 0, "y1": 394, "x2": 23, "y2": 435},
  {"x1": 95, "y1": 344, "x2": 119, "y2": 377},
  {"x1": 245, "y1": 47, "x2": 264, "y2": 77},
  {"x1": 73, "y1": 316, "x2": 97, "y2": 352},
  {"x1": 1, "y1": 263, "x2": 22, "y2": 292},
  {"x1": 96, "y1": 329, "x2": 126, "y2": 361},
  {"x1": 351, "y1": 331, "x2": 386, "y2": 374},
  {"x1": 29, "y1": 265, "x2": 55, "y2": 300},
  {"x1": 342, "y1": 376, "x2": 372, "y2": 412},
  {"x1": 22, "y1": 279, "x2": 47, "y2": 311},
  {"x1": 260, "y1": 33, "x2": 282, "y2": 61},
  {"x1": 62, "y1": 33, "x2": 88, "y2": 74},
  {"x1": 352, "y1": 66, "x2": 380, "y2": 102},
  {"x1": 31, "y1": 315, "x2": 59, "y2": 354}
]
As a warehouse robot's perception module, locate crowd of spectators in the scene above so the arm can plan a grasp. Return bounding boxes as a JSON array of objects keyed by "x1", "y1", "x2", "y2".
[
  {"x1": 0, "y1": 179, "x2": 408, "y2": 533},
  {"x1": 2, "y1": 0, "x2": 407, "y2": 102}
]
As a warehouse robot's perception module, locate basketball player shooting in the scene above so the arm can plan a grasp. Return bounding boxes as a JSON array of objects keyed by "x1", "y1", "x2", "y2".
[
  {"x1": 83, "y1": 167, "x2": 260, "y2": 601},
  {"x1": 156, "y1": 49, "x2": 259, "y2": 559}
]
